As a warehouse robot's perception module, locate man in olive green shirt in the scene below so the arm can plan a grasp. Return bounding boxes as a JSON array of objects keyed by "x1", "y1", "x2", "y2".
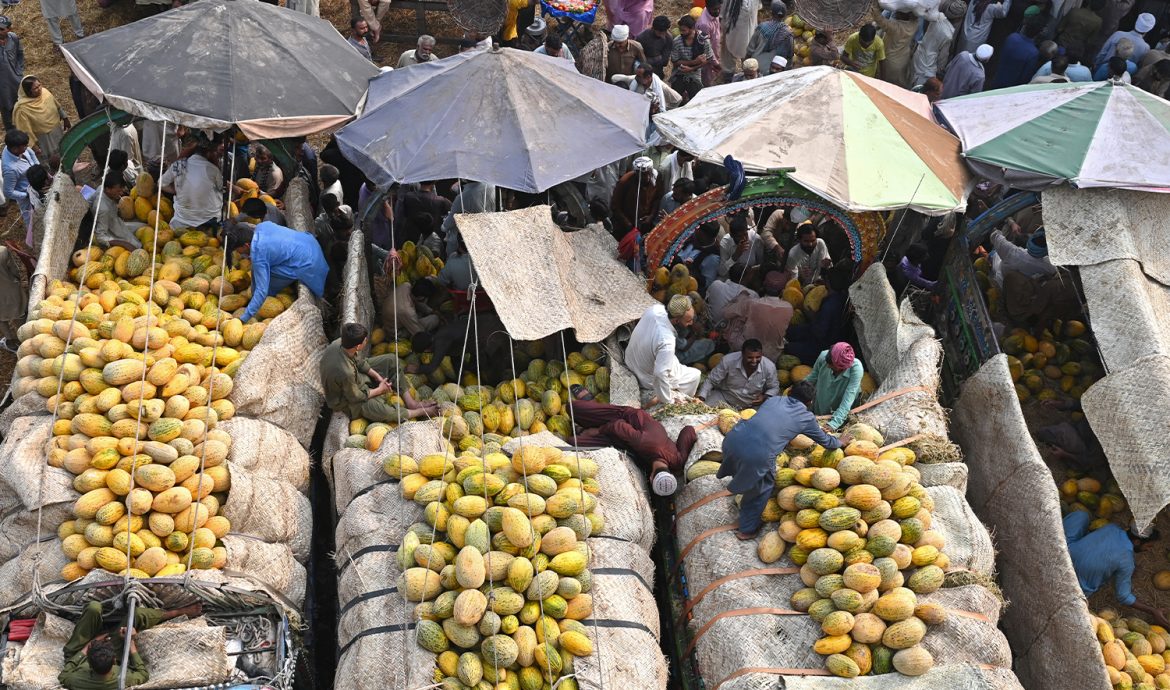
[
  {"x1": 60, "y1": 601, "x2": 201, "y2": 690},
  {"x1": 321, "y1": 322, "x2": 437, "y2": 422}
]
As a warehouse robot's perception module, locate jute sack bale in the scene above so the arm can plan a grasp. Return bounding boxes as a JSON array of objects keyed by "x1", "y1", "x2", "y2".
[
  {"x1": 603, "y1": 334, "x2": 644, "y2": 408},
  {"x1": 221, "y1": 535, "x2": 306, "y2": 607},
  {"x1": 0, "y1": 544, "x2": 68, "y2": 608},
  {"x1": 322, "y1": 411, "x2": 349, "y2": 480},
  {"x1": 0, "y1": 416, "x2": 78, "y2": 510},
  {"x1": 848, "y1": 264, "x2": 936, "y2": 383},
  {"x1": 926, "y1": 485, "x2": 996, "y2": 577},
  {"x1": 720, "y1": 665, "x2": 1025, "y2": 690},
  {"x1": 337, "y1": 551, "x2": 405, "y2": 651},
  {"x1": 331, "y1": 419, "x2": 448, "y2": 510},
  {"x1": 503, "y1": 432, "x2": 655, "y2": 551},
  {"x1": 334, "y1": 626, "x2": 437, "y2": 690},
  {"x1": 952, "y1": 354, "x2": 1111, "y2": 690},
  {"x1": 223, "y1": 467, "x2": 312, "y2": 562},
  {"x1": 917, "y1": 462, "x2": 969, "y2": 492},
  {"x1": 854, "y1": 336, "x2": 950, "y2": 447},
  {"x1": 134, "y1": 619, "x2": 234, "y2": 690},
  {"x1": 227, "y1": 285, "x2": 326, "y2": 449},
  {"x1": 675, "y1": 476, "x2": 1020, "y2": 690},
  {"x1": 26, "y1": 174, "x2": 87, "y2": 310},
  {"x1": 660, "y1": 414, "x2": 725, "y2": 474},
  {"x1": 0, "y1": 393, "x2": 48, "y2": 436},
  {"x1": 218, "y1": 417, "x2": 311, "y2": 493},
  {"x1": 333, "y1": 482, "x2": 421, "y2": 573},
  {"x1": 573, "y1": 537, "x2": 669, "y2": 690},
  {"x1": 0, "y1": 502, "x2": 72, "y2": 563},
  {"x1": 1, "y1": 612, "x2": 72, "y2": 690}
]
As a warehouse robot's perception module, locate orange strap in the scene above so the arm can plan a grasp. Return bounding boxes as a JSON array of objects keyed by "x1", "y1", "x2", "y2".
[
  {"x1": 685, "y1": 607, "x2": 805, "y2": 658},
  {"x1": 680, "y1": 567, "x2": 800, "y2": 622},
  {"x1": 878, "y1": 433, "x2": 926, "y2": 453},
  {"x1": 676, "y1": 489, "x2": 732, "y2": 520},
  {"x1": 712, "y1": 664, "x2": 1001, "y2": 689},
  {"x1": 815, "y1": 385, "x2": 932, "y2": 420},
  {"x1": 949, "y1": 607, "x2": 992, "y2": 623},
  {"x1": 678, "y1": 524, "x2": 738, "y2": 564}
]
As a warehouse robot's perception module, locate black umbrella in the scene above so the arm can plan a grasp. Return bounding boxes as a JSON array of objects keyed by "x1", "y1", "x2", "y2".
[{"x1": 61, "y1": 0, "x2": 379, "y2": 139}]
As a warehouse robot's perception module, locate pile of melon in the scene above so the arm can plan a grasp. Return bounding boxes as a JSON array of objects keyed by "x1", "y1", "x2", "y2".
[
  {"x1": 1058, "y1": 472, "x2": 1127, "y2": 525},
  {"x1": 387, "y1": 443, "x2": 600, "y2": 690},
  {"x1": 10, "y1": 229, "x2": 291, "y2": 580},
  {"x1": 116, "y1": 173, "x2": 175, "y2": 239},
  {"x1": 345, "y1": 344, "x2": 610, "y2": 452},
  {"x1": 1092, "y1": 608, "x2": 1170, "y2": 688},
  {"x1": 756, "y1": 425, "x2": 950, "y2": 678}
]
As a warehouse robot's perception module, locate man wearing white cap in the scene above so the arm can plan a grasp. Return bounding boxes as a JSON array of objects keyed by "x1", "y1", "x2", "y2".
[
  {"x1": 941, "y1": 43, "x2": 992, "y2": 99},
  {"x1": 625, "y1": 295, "x2": 703, "y2": 407},
  {"x1": 606, "y1": 25, "x2": 647, "y2": 81},
  {"x1": 1096, "y1": 11, "x2": 1155, "y2": 67},
  {"x1": 769, "y1": 54, "x2": 788, "y2": 73}
]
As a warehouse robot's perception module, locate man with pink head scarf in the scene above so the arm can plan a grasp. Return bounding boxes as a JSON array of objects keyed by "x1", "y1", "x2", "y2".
[{"x1": 804, "y1": 341, "x2": 864, "y2": 430}]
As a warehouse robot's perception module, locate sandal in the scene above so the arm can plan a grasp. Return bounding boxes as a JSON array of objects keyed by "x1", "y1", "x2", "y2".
[{"x1": 734, "y1": 530, "x2": 759, "y2": 541}]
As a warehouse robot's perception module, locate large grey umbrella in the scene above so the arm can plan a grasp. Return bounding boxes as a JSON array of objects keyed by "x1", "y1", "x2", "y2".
[
  {"x1": 335, "y1": 47, "x2": 651, "y2": 193},
  {"x1": 61, "y1": 0, "x2": 379, "y2": 139}
]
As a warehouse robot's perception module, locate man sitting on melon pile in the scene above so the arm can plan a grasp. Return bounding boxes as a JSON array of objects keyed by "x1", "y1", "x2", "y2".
[
  {"x1": 321, "y1": 322, "x2": 437, "y2": 424},
  {"x1": 625, "y1": 294, "x2": 703, "y2": 408},
  {"x1": 90, "y1": 173, "x2": 144, "y2": 250},
  {"x1": 159, "y1": 134, "x2": 223, "y2": 234}
]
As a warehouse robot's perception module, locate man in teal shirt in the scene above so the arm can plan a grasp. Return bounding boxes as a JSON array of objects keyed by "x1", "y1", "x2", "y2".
[
  {"x1": 804, "y1": 342, "x2": 863, "y2": 431},
  {"x1": 1064, "y1": 511, "x2": 1169, "y2": 628}
]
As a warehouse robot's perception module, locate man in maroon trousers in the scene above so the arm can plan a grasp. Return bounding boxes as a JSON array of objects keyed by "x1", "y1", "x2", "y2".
[{"x1": 567, "y1": 384, "x2": 700, "y2": 496}]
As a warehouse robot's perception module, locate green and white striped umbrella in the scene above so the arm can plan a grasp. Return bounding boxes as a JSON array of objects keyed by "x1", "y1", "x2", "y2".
[{"x1": 937, "y1": 80, "x2": 1170, "y2": 191}]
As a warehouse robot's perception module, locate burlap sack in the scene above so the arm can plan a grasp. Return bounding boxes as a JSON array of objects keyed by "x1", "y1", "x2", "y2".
[
  {"x1": 322, "y1": 411, "x2": 349, "y2": 480},
  {"x1": 0, "y1": 416, "x2": 77, "y2": 510},
  {"x1": 603, "y1": 333, "x2": 645, "y2": 408},
  {"x1": 26, "y1": 175, "x2": 87, "y2": 311},
  {"x1": 848, "y1": 265, "x2": 952, "y2": 449},
  {"x1": 224, "y1": 466, "x2": 312, "y2": 562},
  {"x1": 227, "y1": 286, "x2": 327, "y2": 449},
  {"x1": 334, "y1": 483, "x2": 421, "y2": 577},
  {"x1": 574, "y1": 537, "x2": 669, "y2": 690},
  {"x1": 0, "y1": 502, "x2": 72, "y2": 563},
  {"x1": 0, "y1": 612, "x2": 72, "y2": 690},
  {"x1": 221, "y1": 536, "x2": 306, "y2": 607},
  {"x1": 218, "y1": 417, "x2": 311, "y2": 493},
  {"x1": 134, "y1": 619, "x2": 234, "y2": 690},
  {"x1": 849, "y1": 264, "x2": 937, "y2": 382},
  {"x1": 0, "y1": 544, "x2": 68, "y2": 608},
  {"x1": 0, "y1": 393, "x2": 48, "y2": 436},
  {"x1": 952, "y1": 355, "x2": 1110, "y2": 690},
  {"x1": 674, "y1": 475, "x2": 1021, "y2": 690}
]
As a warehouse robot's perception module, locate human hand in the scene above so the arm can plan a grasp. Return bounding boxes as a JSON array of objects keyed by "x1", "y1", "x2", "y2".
[
  {"x1": 820, "y1": 257, "x2": 832, "y2": 268},
  {"x1": 837, "y1": 433, "x2": 853, "y2": 447}
]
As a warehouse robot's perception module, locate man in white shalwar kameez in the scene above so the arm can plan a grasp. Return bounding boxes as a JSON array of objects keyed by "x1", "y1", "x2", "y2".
[
  {"x1": 39, "y1": 0, "x2": 82, "y2": 46},
  {"x1": 625, "y1": 295, "x2": 702, "y2": 407},
  {"x1": 719, "y1": 0, "x2": 760, "y2": 81}
]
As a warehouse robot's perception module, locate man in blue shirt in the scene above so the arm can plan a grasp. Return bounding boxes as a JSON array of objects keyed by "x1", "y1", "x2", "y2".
[
  {"x1": 991, "y1": 22, "x2": 1042, "y2": 88},
  {"x1": 718, "y1": 380, "x2": 848, "y2": 539},
  {"x1": 227, "y1": 220, "x2": 328, "y2": 322},
  {"x1": 1064, "y1": 510, "x2": 1168, "y2": 627},
  {"x1": 1033, "y1": 49, "x2": 1094, "y2": 82},
  {"x1": 2, "y1": 128, "x2": 38, "y2": 230}
]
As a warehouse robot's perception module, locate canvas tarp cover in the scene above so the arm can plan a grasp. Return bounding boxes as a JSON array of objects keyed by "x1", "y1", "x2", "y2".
[
  {"x1": 1041, "y1": 186, "x2": 1170, "y2": 531},
  {"x1": 456, "y1": 206, "x2": 657, "y2": 342},
  {"x1": 952, "y1": 355, "x2": 1110, "y2": 690},
  {"x1": 61, "y1": 0, "x2": 378, "y2": 139}
]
